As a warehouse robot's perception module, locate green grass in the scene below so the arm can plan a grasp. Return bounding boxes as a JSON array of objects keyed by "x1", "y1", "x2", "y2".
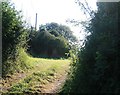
[
  {"x1": 18, "y1": 48, "x2": 70, "y2": 68},
  {"x1": 6, "y1": 48, "x2": 70, "y2": 93}
]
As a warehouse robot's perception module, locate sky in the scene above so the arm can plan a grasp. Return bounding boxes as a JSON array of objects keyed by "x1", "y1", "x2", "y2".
[{"x1": 11, "y1": 0, "x2": 97, "y2": 41}]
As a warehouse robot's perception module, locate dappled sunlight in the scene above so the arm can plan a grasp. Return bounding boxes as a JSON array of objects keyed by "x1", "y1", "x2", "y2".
[{"x1": 2, "y1": 0, "x2": 119, "y2": 94}]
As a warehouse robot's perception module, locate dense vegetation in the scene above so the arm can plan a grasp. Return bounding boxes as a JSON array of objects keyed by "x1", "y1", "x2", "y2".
[
  {"x1": 2, "y1": 1, "x2": 76, "y2": 77},
  {"x1": 62, "y1": 2, "x2": 120, "y2": 94},
  {"x1": 2, "y1": 1, "x2": 29, "y2": 76},
  {"x1": 2, "y1": 0, "x2": 120, "y2": 94},
  {"x1": 28, "y1": 30, "x2": 69, "y2": 58},
  {"x1": 39, "y1": 22, "x2": 77, "y2": 43},
  {"x1": 28, "y1": 23, "x2": 77, "y2": 58}
]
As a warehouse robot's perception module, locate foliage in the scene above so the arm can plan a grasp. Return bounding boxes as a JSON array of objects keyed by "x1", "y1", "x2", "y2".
[
  {"x1": 28, "y1": 22, "x2": 78, "y2": 58},
  {"x1": 2, "y1": 1, "x2": 28, "y2": 76},
  {"x1": 39, "y1": 22, "x2": 77, "y2": 43},
  {"x1": 62, "y1": 2, "x2": 120, "y2": 94},
  {"x1": 30, "y1": 31, "x2": 69, "y2": 58}
]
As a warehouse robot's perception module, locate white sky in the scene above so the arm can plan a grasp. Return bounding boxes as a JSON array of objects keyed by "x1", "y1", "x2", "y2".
[{"x1": 11, "y1": 0, "x2": 97, "y2": 41}]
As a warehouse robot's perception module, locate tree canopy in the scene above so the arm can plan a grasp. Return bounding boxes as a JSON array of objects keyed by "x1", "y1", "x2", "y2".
[
  {"x1": 29, "y1": 30, "x2": 69, "y2": 58},
  {"x1": 28, "y1": 22, "x2": 77, "y2": 58},
  {"x1": 39, "y1": 22, "x2": 77, "y2": 43},
  {"x1": 62, "y1": 2, "x2": 120, "y2": 94}
]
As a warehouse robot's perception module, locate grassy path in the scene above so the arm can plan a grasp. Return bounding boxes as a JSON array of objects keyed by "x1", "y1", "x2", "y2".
[
  {"x1": 42, "y1": 71, "x2": 67, "y2": 93},
  {"x1": 1, "y1": 58, "x2": 70, "y2": 94}
]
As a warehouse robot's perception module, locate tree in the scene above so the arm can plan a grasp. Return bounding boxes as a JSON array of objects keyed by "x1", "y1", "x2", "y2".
[
  {"x1": 30, "y1": 31, "x2": 69, "y2": 58},
  {"x1": 39, "y1": 22, "x2": 77, "y2": 43}
]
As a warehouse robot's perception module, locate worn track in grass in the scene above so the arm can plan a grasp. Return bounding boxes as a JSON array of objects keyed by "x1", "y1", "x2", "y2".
[{"x1": 1, "y1": 58, "x2": 70, "y2": 94}]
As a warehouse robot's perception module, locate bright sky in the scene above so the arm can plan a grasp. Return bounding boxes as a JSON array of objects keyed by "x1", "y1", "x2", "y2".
[{"x1": 11, "y1": 0, "x2": 97, "y2": 42}]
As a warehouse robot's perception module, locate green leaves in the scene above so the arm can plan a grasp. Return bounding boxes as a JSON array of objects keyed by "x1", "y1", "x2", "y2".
[
  {"x1": 31, "y1": 31, "x2": 69, "y2": 58},
  {"x1": 62, "y1": 2, "x2": 120, "y2": 94},
  {"x1": 2, "y1": 1, "x2": 28, "y2": 76},
  {"x1": 39, "y1": 22, "x2": 77, "y2": 43}
]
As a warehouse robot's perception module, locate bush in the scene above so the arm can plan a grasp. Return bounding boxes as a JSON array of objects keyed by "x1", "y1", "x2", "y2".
[
  {"x1": 62, "y1": 2, "x2": 120, "y2": 94},
  {"x1": 2, "y1": 1, "x2": 28, "y2": 77}
]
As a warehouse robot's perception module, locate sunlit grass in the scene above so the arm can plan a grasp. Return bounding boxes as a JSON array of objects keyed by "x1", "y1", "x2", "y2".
[
  {"x1": 18, "y1": 48, "x2": 70, "y2": 68},
  {"x1": 7, "y1": 48, "x2": 70, "y2": 93}
]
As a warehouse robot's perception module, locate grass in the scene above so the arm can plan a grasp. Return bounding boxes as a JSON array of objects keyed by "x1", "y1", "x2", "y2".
[
  {"x1": 4, "y1": 48, "x2": 70, "y2": 93},
  {"x1": 18, "y1": 48, "x2": 70, "y2": 68}
]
